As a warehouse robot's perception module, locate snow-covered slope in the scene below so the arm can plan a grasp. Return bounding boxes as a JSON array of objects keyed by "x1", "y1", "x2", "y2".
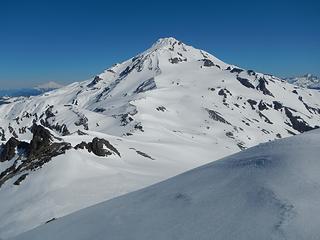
[
  {"x1": 1, "y1": 37, "x2": 320, "y2": 238},
  {"x1": 11, "y1": 129, "x2": 320, "y2": 240},
  {"x1": 285, "y1": 73, "x2": 320, "y2": 89}
]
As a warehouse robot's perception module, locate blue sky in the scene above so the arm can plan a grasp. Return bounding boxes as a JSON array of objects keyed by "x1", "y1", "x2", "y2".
[{"x1": 0, "y1": 0, "x2": 319, "y2": 88}]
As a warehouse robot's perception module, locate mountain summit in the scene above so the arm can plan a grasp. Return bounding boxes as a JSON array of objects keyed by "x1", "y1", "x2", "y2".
[
  {"x1": 35, "y1": 81, "x2": 64, "y2": 91},
  {"x1": 1, "y1": 38, "x2": 320, "y2": 238}
]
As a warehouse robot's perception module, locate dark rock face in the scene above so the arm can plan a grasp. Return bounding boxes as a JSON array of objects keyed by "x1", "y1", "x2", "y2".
[
  {"x1": 119, "y1": 55, "x2": 147, "y2": 79},
  {"x1": 0, "y1": 125, "x2": 71, "y2": 187},
  {"x1": 256, "y1": 78, "x2": 274, "y2": 97},
  {"x1": 45, "y1": 218, "x2": 57, "y2": 224},
  {"x1": 135, "y1": 150, "x2": 154, "y2": 160},
  {"x1": 236, "y1": 77, "x2": 255, "y2": 89},
  {"x1": 134, "y1": 123, "x2": 144, "y2": 132},
  {"x1": 297, "y1": 96, "x2": 320, "y2": 114},
  {"x1": 13, "y1": 173, "x2": 28, "y2": 185},
  {"x1": 156, "y1": 106, "x2": 166, "y2": 112},
  {"x1": 230, "y1": 67, "x2": 244, "y2": 74},
  {"x1": 218, "y1": 89, "x2": 227, "y2": 98},
  {"x1": 75, "y1": 138, "x2": 120, "y2": 157},
  {"x1": 94, "y1": 108, "x2": 105, "y2": 113},
  {"x1": 169, "y1": 57, "x2": 187, "y2": 64},
  {"x1": 29, "y1": 125, "x2": 53, "y2": 159},
  {"x1": 134, "y1": 78, "x2": 156, "y2": 94},
  {"x1": 39, "y1": 106, "x2": 70, "y2": 136},
  {"x1": 0, "y1": 137, "x2": 28, "y2": 162},
  {"x1": 8, "y1": 125, "x2": 18, "y2": 138},
  {"x1": 206, "y1": 108, "x2": 231, "y2": 125},
  {"x1": 115, "y1": 113, "x2": 134, "y2": 127},
  {"x1": 284, "y1": 107, "x2": 317, "y2": 133},
  {"x1": 200, "y1": 59, "x2": 215, "y2": 67},
  {"x1": 247, "y1": 99, "x2": 257, "y2": 110},
  {"x1": 95, "y1": 87, "x2": 110, "y2": 102},
  {"x1": 40, "y1": 119, "x2": 70, "y2": 136},
  {"x1": 247, "y1": 70, "x2": 256, "y2": 76},
  {"x1": 76, "y1": 130, "x2": 87, "y2": 136},
  {"x1": 273, "y1": 101, "x2": 283, "y2": 111},
  {"x1": 237, "y1": 142, "x2": 246, "y2": 150},
  {"x1": 0, "y1": 127, "x2": 6, "y2": 141},
  {"x1": 87, "y1": 76, "x2": 103, "y2": 88},
  {"x1": 258, "y1": 112, "x2": 273, "y2": 124},
  {"x1": 258, "y1": 101, "x2": 269, "y2": 111},
  {"x1": 74, "y1": 114, "x2": 89, "y2": 131}
]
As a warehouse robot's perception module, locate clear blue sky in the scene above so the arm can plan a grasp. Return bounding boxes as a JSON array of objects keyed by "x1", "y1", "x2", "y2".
[{"x1": 0, "y1": 0, "x2": 319, "y2": 88}]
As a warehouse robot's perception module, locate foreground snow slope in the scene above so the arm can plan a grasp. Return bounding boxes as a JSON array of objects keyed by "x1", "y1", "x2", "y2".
[
  {"x1": 12, "y1": 129, "x2": 320, "y2": 240},
  {"x1": 1, "y1": 37, "x2": 320, "y2": 238}
]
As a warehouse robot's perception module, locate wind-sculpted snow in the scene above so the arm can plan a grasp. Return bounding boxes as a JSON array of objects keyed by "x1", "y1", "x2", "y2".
[
  {"x1": 11, "y1": 129, "x2": 320, "y2": 240},
  {"x1": 1, "y1": 37, "x2": 320, "y2": 238}
]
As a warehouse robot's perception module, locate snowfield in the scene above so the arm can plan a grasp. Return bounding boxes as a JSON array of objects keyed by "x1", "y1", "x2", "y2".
[
  {"x1": 11, "y1": 129, "x2": 320, "y2": 240},
  {"x1": 1, "y1": 37, "x2": 320, "y2": 238}
]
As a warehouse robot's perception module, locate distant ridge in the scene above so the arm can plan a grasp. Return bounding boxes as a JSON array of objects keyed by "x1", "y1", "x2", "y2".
[
  {"x1": 0, "y1": 81, "x2": 63, "y2": 97},
  {"x1": 35, "y1": 81, "x2": 64, "y2": 91},
  {"x1": 285, "y1": 74, "x2": 320, "y2": 89}
]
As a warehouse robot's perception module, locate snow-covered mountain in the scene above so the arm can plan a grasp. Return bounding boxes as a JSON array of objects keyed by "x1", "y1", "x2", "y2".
[
  {"x1": 0, "y1": 88, "x2": 42, "y2": 98},
  {"x1": 11, "y1": 129, "x2": 320, "y2": 240},
  {"x1": 35, "y1": 81, "x2": 64, "y2": 92},
  {"x1": 0, "y1": 82, "x2": 63, "y2": 98},
  {"x1": 285, "y1": 74, "x2": 320, "y2": 89},
  {"x1": 1, "y1": 37, "x2": 320, "y2": 238}
]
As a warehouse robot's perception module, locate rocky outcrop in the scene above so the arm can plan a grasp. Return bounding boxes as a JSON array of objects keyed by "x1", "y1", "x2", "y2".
[
  {"x1": 247, "y1": 99, "x2": 257, "y2": 110},
  {"x1": 256, "y1": 78, "x2": 274, "y2": 97},
  {"x1": 0, "y1": 137, "x2": 29, "y2": 162},
  {"x1": 236, "y1": 76, "x2": 255, "y2": 89},
  {"x1": 134, "y1": 78, "x2": 156, "y2": 93},
  {"x1": 39, "y1": 106, "x2": 70, "y2": 136},
  {"x1": 230, "y1": 67, "x2": 244, "y2": 74},
  {"x1": 284, "y1": 107, "x2": 318, "y2": 133},
  {"x1": 75, "y1": 138, "x2": 120, "y2": 157},
  {"x1": 0, "y1": 124, "x2": 71, "y2": 187},
  {"x1": 87, "y1": 75, "x2": 103, "y2": 88},
  {"x1": 169, "y1": 57, "x2": 187, "y2": 64},
  {"x1": 200, "y1": 59, "x2": 215, "y2": 67},
  {"x1": 206, "y1": 108, "x2": 231, "y2": 125},
  {"x1": 27, "y1": 125, "x2": 71, "y2": 163}
]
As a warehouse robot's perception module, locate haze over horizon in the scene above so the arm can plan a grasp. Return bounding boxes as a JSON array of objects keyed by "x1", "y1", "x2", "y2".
[{"x1": 1, "y1": 0, "x2": 319, "y2": 88}]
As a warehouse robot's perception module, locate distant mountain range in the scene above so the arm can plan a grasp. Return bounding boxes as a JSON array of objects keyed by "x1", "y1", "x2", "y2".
[
  {"x1": 0, "y1": 81, "x2": 63, "y2": 97},
  {"x1": 285, "y1": 74, "x2": 320, "y2": 89}
]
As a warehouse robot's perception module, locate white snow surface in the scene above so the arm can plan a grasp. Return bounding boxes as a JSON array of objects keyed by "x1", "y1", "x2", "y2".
[
  {"x1": 11, "y1": 129, "x2": 320, "y2": 240},
  {"x1": 1, "y1": 37, "x2": 320, "y2": 238}
]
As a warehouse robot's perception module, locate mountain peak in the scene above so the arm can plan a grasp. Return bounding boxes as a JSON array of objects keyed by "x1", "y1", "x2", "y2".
[
  {"x1": 35, "y1": 81, "x2": 64, "y2": 90},
  {"x1": 151, "y1": 37, "x2": 184, "y2": 49}
]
